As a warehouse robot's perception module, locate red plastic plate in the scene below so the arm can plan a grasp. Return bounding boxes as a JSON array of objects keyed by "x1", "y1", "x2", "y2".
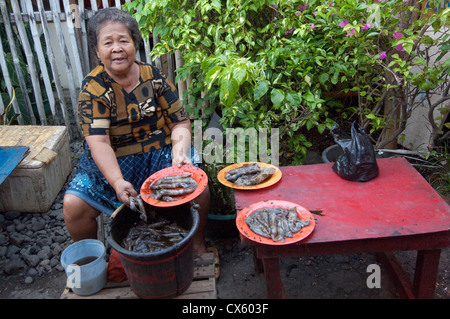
[
  {"x1": 217, "y1": 162, "x2": 282, "y2": 190},
  {"x1": 236, "y1": 200, "x2": 315, "y2": 245},
  {"x1": 140, "y1": 165, "x2": 208, "y2": 207}
]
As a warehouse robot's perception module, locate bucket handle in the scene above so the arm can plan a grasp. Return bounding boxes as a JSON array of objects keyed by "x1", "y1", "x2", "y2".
[{"x1": 110, "y1": 203, "x2": 125, "y2": 219}]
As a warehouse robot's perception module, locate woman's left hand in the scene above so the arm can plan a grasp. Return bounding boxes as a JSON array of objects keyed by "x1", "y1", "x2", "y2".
[
  {"x1": 168, "y1": 119, "x2": 192, "y2": 168},
  {"x1": 172, "y1": 149, "x2": 192, "y2": 167}
]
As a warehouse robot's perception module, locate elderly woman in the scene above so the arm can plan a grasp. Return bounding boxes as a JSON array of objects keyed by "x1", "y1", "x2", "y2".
[{"x1": 63, "y1": 8, "x2": 209, "y2": 254}]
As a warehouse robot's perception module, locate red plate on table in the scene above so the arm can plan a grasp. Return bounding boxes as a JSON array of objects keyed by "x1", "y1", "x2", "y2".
[
  {"x1": 140, "y1": 165, "x2": 208, "y2": 207},
  {"x1": 236, "y1": 200, "x2": 315, "y2": 245},
  {"x1": 217, "y1": 162, "x2": 282, "y2": 190}
]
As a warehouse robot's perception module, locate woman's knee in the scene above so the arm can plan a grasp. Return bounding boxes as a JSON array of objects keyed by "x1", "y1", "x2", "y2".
[{"x1": 63, "y1": 194, "x2": 99, "y2": 222}]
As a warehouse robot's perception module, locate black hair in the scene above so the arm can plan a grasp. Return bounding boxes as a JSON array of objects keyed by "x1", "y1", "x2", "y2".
[{"x1": 87, "y1": 7, "x2": 142, "y2": 51}]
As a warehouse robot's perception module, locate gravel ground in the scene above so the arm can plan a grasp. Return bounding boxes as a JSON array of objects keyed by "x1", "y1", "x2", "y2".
[{"x1": 0, "y1": 141, "x2": 448, "y2": 299}]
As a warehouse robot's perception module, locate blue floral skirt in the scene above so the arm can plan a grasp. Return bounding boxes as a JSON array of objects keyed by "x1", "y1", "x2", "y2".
[{"x1": 66, "y1": 142, "x2": 200, "y2": 216}]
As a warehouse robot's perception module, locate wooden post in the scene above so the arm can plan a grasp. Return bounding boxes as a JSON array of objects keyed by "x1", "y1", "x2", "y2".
[
  {"x1": 383, "y1": 94, "x2": 400, "y2": 149},
  {"x1": 167, "y1": 53, "x2": 175, "y2": 86},
  {"x1": 152, "y1": 35, "x2": 162, "y2": 70},
  {"x1": 175, "y1": 50, "x2": 187, "y2": 103},
  {"x1": 78, "y1": 0, "x2": 90, "y2": 74}
]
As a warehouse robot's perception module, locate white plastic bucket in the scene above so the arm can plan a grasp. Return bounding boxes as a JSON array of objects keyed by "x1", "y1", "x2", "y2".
[{"x1": 60, "y1": 239, "x2": 107, "y2": 296}]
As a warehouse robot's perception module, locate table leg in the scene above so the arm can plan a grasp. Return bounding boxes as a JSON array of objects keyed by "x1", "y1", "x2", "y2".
[
  {"x1": 261, "y1": 257, "x2": 286, "y2": 299},
  {"x1": 251, "y1": 246, "x2": 264, "y2": 273},
  {"x1": 376, "y1": 251, "x2": 415, "y2": 299},
  {"x1": 413, "y1": 249, "x2": 441, "y2": 299}
]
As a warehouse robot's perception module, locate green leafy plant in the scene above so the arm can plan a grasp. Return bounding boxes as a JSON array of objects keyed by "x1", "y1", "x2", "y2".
[
  {"x1": 0, "y1": 87, "x2": 17, "y2": 125},
  {"x1": 126, "y1": 0, "x2": 449, "y2": 164}
]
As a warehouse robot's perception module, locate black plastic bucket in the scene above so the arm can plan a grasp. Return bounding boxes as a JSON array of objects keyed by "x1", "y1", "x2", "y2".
[{"x1": 107, "y1": 202, "x2": 199, "y2": 299}]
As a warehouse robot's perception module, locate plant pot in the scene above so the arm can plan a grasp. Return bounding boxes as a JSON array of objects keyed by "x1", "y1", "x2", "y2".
[
  {"x1": 322, "y1": 144, "x2": 397, "y2": 163},
  {"x1": 322, "y1": 144, "x2": 343, "y2": 163}
]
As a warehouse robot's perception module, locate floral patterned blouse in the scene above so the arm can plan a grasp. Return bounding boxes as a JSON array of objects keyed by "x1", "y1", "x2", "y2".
[{"x1": 78, "y1": 61, "x2": 188, "y2": 157}]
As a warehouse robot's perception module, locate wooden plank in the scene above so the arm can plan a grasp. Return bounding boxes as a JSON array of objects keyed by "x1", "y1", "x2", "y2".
[
  {"x1": 22, "y1": 0, "x2": 58, "y2": 122},
  {"x1": 61, "y1": 254, "x2": 217, "y2": 299},
  {"x1": 194, "y1": 252, "x2": 215, "y2": 265},
  {"x1": 36, "y1": 0, "x2": 73, "y2": 137},
  {"x1": 143, "y1": 37, "x2": 152, "y2": 64},
  {"x1": 1, "y1": 10, "x2": 68, "y2": 23},
  {"x1": 90, "y1": 0, "x2": 99, "y2": 11},
  {"x1": 174, "y1": 50, "x2": 187, "y2": 104},
  {"x1": 194, "y1": 263, "x2": 215, "y2": 279},
  {"x1": 167, "y1": 53, "x2": 175, "y2": 85},
  {"x1": 11, "y1": 0, "x2": 47, "y2": 124},
  {"x1": 175, "y1": 278, "x2": 217, "y2": 299},
  {"x1": 61, "y1": 286, "x2": 137, "y2": 299},
  {"x1": 49, "y1": 0, "x2": 82, "y2": 137},
  {"x1": 77, "y1": 0, "x2": 90, "y2": 74},
  {"x1": 152, "y1": 35, "x2": 162, "y2": 70},
  {"x1": 62, "y1": 0, "x2": 85, "y2": 83}
]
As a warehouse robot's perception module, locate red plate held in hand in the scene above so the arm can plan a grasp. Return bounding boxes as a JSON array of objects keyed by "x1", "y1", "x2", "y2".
[{"x1": 140, "y1": 165, "x2": 208, "y2": 207}]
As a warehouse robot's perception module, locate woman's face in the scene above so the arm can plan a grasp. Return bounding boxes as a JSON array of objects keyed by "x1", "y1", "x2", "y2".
[{"x1": 96, "y1": 20, "x2": 136, "y2": 78}]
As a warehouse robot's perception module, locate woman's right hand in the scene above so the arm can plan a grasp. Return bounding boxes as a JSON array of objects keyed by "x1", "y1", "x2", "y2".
[
  {"x1": 113, "y1": 179, "x2": 139, "y2": 206},
  {"x1": 85, "y1": 135, "x2": 138, "y2": 206}
]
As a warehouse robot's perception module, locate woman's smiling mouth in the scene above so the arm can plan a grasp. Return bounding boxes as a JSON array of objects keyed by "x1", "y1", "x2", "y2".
[{"x1": 112, "y1": 57, "x2": 127, "y2": 63}]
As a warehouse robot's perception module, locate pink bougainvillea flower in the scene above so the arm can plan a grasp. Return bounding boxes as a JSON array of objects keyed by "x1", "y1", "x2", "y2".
[
  {"x1": 298, "y1": 3, "x2": 308, "y2": 11},
  {"x1": 295, "y1": 11, "x2": 300, "y2": 16},
  {"x1": 310, "y1": 23, "x2": 315, "y2": 29},
  {"x1": 395, "y1": 43, "x2": 405, "y2": 52},
  {"x1": 393, "y1": 32, "x2": 403, "y2": 39},
  {"x1": 379, "y1": 51, "x2": 386, "y2": 59},
  {"x1": 346, "y1": 28, "x2": 356, "y2": 36},
  {"x1": 361, "y1": 21, "x2": 370, "y2": 30},
  {"x1": 339, "y1": 19, "x2": 349, "y2": 27},
  {"x1": 285, "y1": 28, "x2": 294, "y2": 35}
]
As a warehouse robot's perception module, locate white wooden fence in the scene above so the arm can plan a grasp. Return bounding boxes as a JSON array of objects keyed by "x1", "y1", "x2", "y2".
[{"x1": 0, "y1": 0, "x2": 183, "y2": 140}]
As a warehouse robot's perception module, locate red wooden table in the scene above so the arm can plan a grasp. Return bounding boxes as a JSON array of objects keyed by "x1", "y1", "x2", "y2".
[{"x1": 234, "y1": 158, "x2": 450, "y2": 298}]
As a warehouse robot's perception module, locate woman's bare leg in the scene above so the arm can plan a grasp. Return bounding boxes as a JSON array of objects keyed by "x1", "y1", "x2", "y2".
[{"x1": 63, "y1": 194, "x2": 101, "y2": 241}]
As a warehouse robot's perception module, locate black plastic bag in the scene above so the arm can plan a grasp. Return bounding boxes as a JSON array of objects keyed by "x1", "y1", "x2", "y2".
[{"x1": 330, "y1": 121, "x2": 379, "y2": 182}]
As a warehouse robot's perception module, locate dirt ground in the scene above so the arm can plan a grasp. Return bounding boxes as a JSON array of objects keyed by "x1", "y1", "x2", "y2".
[{"x1": 0, "y1": 230, "x2": 448, "y2": 299}]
